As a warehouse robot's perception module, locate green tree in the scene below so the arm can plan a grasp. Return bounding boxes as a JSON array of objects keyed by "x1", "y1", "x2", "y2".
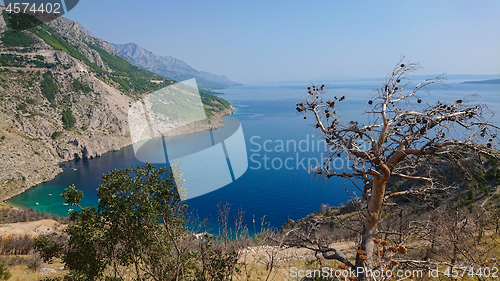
[
  {"x1": 59, "y1": 164, "x2": 193, "y2": 281},
  {"x1": 34, "y1": 164, "x2": 240, "y2": 281},
  {"x1": 61, "y1": 109, "x2": 76, "y2": 129}
]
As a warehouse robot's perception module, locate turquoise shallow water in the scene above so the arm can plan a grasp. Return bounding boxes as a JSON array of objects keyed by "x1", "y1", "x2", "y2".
[{"x1": 8, "y1": 80, "x2": 500, "y2": 231}]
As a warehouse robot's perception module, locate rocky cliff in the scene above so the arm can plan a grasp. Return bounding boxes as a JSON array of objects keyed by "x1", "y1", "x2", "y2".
[{"x1": 0, "y1": 9, "x2": 234, "y2": 201}]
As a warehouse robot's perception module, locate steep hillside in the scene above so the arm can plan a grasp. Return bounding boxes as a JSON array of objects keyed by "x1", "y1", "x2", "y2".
[
  {"x1": 112, "y1": 42, "x2": 242, "y2": 90},
  {"x1": 0, "y1": 9, "x2": 234, "y2": 201}
]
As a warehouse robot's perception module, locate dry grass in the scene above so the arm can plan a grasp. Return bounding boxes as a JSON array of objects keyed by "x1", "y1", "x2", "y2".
[
  {"x1": 1, "y1": 233, "x2": 498, "y2": 280},
  {"x1": 234, "y1": 258, "x2": 344, "y2": 281},
  {"x1": 231, "y1": 231, "x2": 500, "y2": 281},
  {"x1": 2, "y1": 257, "x2": 65, "y2": 281}
]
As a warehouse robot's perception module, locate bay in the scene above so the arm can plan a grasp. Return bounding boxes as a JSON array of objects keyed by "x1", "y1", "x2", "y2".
[{"x1": 8, "y1": 78, "x2": 500, "y2": 232}]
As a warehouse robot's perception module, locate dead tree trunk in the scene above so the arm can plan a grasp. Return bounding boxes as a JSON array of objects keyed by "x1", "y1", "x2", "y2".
[{"x1": 356, "y1": 170, "x2": 389, "y2": 279}]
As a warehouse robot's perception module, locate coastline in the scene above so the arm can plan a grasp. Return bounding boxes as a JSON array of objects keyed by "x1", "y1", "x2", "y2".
[{"x1": 1, "y1": 106, "x2": 234, "y2": 204}]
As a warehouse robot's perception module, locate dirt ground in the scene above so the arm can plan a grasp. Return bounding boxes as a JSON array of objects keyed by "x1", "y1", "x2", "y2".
[
  {"x1": 238, "y1": 240, "x2": 356, "y2": 264},
  {"x1": 0, "y1": 219, "x2": 65, "y2": 237}
]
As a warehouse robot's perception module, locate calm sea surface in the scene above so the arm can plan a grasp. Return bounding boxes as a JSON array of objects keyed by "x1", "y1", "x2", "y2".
[{"x1": 8, "y1": 78, "x2": 500, "y2": 232}]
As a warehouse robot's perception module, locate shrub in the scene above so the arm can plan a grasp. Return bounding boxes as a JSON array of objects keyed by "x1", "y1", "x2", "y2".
[
  {"x1": 0, "y1": 262, "x2": 11, "y2": 280},
  {"x1": 51, "y1": 131, "x2": 61, "y2": 140},
  {"x1": 72, "y1": 80, "x2": 92, "y2": 94},
  {"x1": 16, "y1": 103, "x2": 27, "y2": 111},
  {"x1": 61, "y1": 109, "x2": 76, "y2": 129},
  {"x1": 41, "y1": 72, "x2": 58, "y2": 103}
]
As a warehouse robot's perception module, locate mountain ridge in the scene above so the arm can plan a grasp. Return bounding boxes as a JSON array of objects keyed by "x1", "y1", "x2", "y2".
[{"x1": 112, "y1": 42, "x2": 242, "y2": 90}]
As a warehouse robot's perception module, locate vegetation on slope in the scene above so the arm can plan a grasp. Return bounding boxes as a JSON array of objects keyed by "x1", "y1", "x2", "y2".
[
  {"x1": 87, "y1": 42, "x2": 173, "y2": 94},
  {"x1": 40, "y1": 72, "x2": 58, "y2": 103},
  {"x1": 87, "y1": 42, "x2": 233, "y2": 113},
  {"x1": 30, "y1": 25, "x2": 102, "y2": 72},
  {"x1": 200, "y1": 91, "x2": 232, "y2": 117},
  {"x1": 0, "y1": 53, "x2": 26, "y2": 67},
  {"x1": 0, "y1": 30, "x2": 36, "y2": 47},
  {"x1": 1, "y1": 10, "x2": 233, "y2": 115},
  {"x1": 0, "y1": 53, "x2": 56, "y2": 68},
  {"x1": 61, "y1": 109, "x2": 76, "y2": 129},
  {"x1": 71, "y1": 79, "x2": 92, "y2": 94},
  {"x1": 1, "y1": 9, "x2": 43, "y2": 31}
]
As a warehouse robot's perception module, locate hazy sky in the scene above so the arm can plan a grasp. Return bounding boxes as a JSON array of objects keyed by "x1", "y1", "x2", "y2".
[{"x1": 65, "y1": 1, "x2": 500, "y2": 84}]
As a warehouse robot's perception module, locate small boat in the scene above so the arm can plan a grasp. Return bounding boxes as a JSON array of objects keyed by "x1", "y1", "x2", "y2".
[
  {"x1": 73, "y1": 168, "x2": 77, "y2": 171},
  {"x1": 48, "y1": 194, "x2": 52, "y2": 196},
  {"x1": 63, "y1": 203, "x2": 69, "y2": 206},
  {"x1": 68, "y1": 209, "x2": 74, "y2": 212},
  {"x1": 35, "y1": 202, "x2": 39, "y2": 205}
]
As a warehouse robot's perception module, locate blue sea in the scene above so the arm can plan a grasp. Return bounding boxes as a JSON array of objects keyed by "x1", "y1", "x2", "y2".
[{"x1": 8, "y1": 77, "x2": 500, "y2": 232}]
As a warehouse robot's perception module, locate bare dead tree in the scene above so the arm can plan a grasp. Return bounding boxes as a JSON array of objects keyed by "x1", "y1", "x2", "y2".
[{"x1": 294, "y1": 58, "x2": 500, "y2": 279}]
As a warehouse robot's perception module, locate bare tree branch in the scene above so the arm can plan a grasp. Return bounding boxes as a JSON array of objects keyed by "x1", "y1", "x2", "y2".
[{"x1": 294, "y1": 59, "x2": 500, "y2": 280}]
